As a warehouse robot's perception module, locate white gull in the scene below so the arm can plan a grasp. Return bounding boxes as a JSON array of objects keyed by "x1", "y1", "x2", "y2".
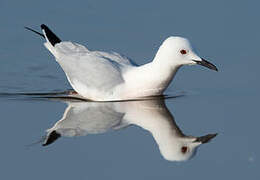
[
  {"x1": 43, "y1": 99, "x2": 217, "y2": 161},
  {"x1": 26, "y1": 24, "x2": 218, "y2": 101}
]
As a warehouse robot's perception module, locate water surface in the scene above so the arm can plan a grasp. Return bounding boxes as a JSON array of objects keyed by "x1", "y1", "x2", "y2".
[{"x1": 0, "y1": 0, "x2": 259, "y2": 179}]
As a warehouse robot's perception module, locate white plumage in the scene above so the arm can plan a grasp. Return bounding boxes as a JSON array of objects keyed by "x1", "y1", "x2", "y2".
[
  {"x1": 27, "y1": 24, "x2": 217, "y2": 101},
  {"x1": 44, "y1": 99, "x2": 217, "y2": 161}
]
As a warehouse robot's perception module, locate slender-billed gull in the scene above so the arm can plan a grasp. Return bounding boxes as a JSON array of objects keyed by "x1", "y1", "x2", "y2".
[
  {"x1": 43, "y1": 99, "x2": 217, "y2": 161},
  {"x1": 26, "y1": 24, "x2": 218, "y2": 101}
]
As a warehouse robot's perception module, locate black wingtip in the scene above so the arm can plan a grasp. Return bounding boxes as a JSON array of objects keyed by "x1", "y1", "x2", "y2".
[
  {"x1": 41, "y1": 24, "x2": 61, "y2": 46},
  {"x1": 40, "y1": 24, "x2": 48, "y2": 30},
  {"x1": 42, "y1": 130, "x2": 61, "y2": 146},
  {"x1": 24, "y1": 26, "x2": 45, "y2": 38}
]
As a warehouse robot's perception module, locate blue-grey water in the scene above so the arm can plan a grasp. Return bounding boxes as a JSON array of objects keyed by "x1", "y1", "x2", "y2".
[{"x1": 0, "y1": 0, "x2": 259, "y2": 179}]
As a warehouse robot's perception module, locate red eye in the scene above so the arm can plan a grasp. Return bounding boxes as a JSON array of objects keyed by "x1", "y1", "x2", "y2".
[
  {"x1": 180, "y1": 49, "x2": 187, "y2": 55},
  {"x1": 181, "y1": 146, "x2": 188, "y2": 153}
]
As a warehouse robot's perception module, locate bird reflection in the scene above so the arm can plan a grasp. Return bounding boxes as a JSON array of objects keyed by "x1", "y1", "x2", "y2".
[{"x1": 43, "y1": 98, "x2": 217, "y2": 161}]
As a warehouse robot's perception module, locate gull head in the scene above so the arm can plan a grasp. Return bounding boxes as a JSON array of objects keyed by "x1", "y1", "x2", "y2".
[
  {"x1": 160, "y1": 133, "x2": 217, "y2": 161},
  {"x1": 155, "y1": 36, "x2": 218, "y2": 71}
]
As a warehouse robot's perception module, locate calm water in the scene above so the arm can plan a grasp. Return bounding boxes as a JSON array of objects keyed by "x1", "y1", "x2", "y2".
[{"x1": 0, "y1": 0, "x2": 259, "y2": 179}]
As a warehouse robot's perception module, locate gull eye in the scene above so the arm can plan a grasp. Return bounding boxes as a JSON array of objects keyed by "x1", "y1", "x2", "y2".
[
  {"x1": 180, "y1": 49, "x2": 187, "y2": 55},
  {"x1": 181, "y1": 146, "x2": 188, "y2": 154}
]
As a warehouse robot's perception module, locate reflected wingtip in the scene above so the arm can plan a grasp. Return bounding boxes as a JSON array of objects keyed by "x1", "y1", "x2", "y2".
[{"x1": 42, "y1": 130, "x2": 61, "y2": 146}]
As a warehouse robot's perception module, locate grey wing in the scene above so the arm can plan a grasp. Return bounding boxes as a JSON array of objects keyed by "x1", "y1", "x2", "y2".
[
  {"x1": 47, "y1": 102, "x2": 125, "y2": 137},
  {"x1": 54, "y1": 42, "x2": 126, "y2": 93},
  {"x1": 92, "y1": 51, "x2": 139, "y2": 66}
]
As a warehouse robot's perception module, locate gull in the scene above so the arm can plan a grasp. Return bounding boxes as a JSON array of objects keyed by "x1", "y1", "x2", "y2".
[
  {"x1": 25, "y1": 24, "x2": 218, "y2": 101},
  {"x1": 43, "y1": 99, "x2": 217, "y2": 161}
]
